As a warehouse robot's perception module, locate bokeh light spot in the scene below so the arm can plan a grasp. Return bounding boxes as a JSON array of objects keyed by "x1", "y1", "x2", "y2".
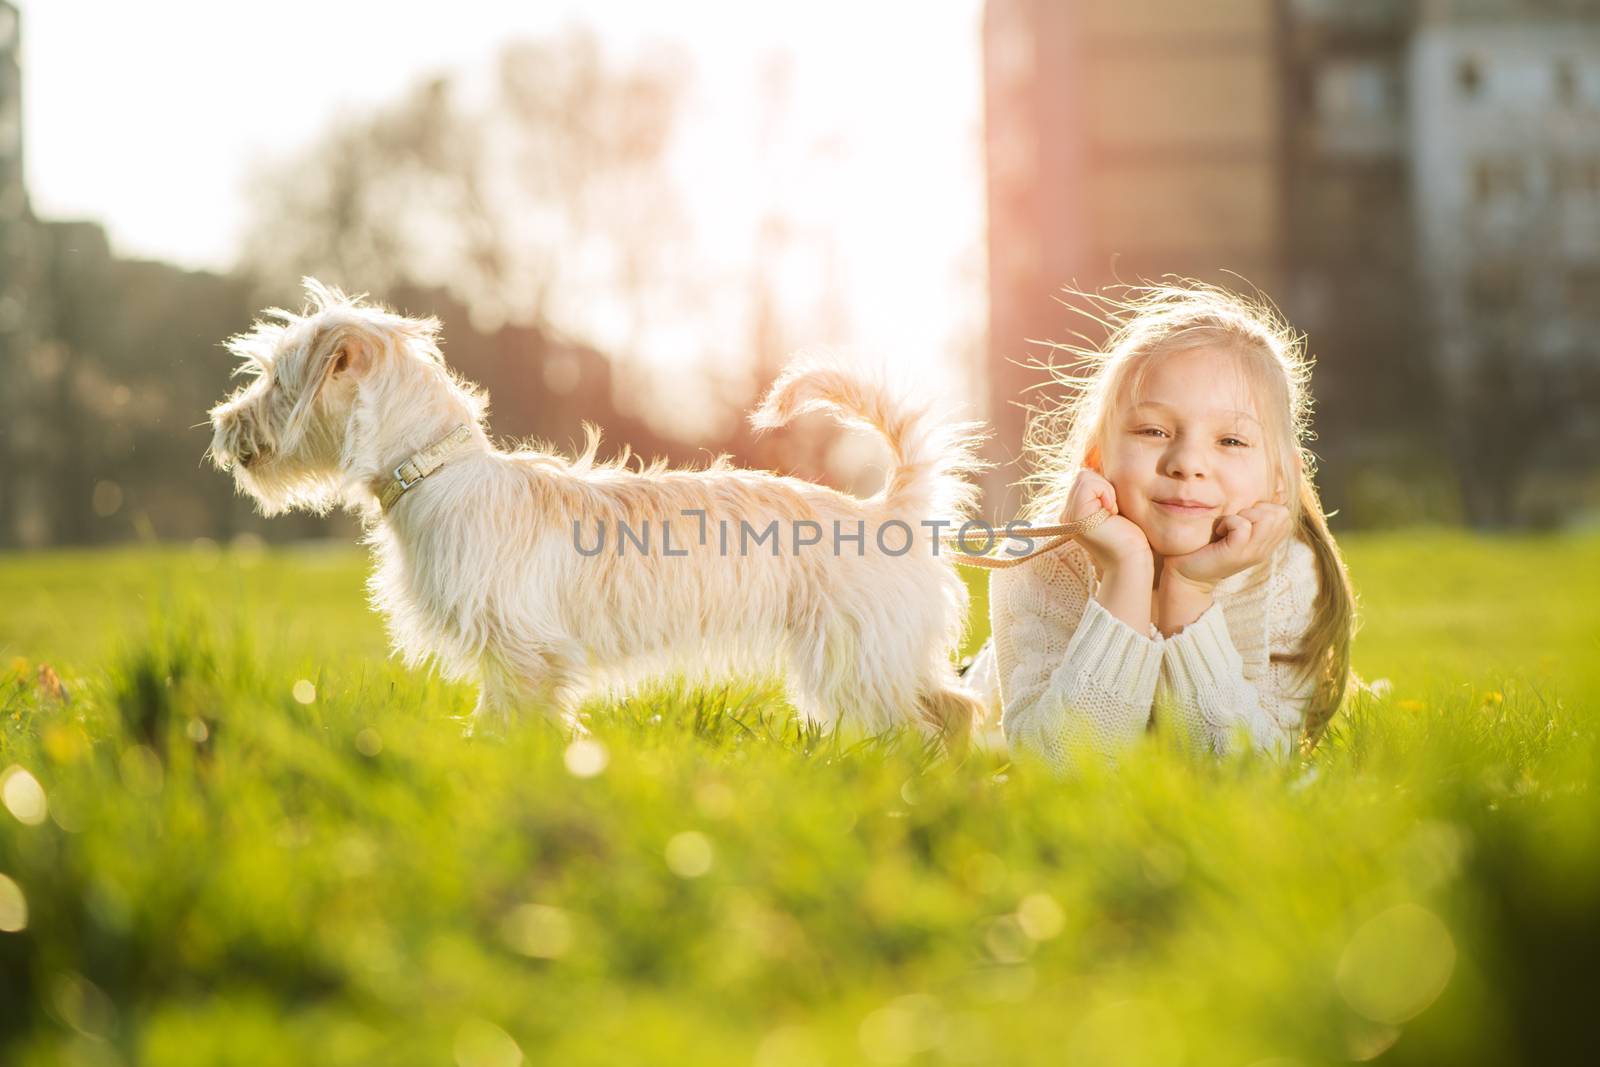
[
  {"x1": 500, "y1": 903, "x2": 574, "y2": 960},
  {"x1": 1, "y1": 765, "x2": 48, "y2": 826},
  {"x1": 52, "y1": 972, "x2": 117, "y2": 1038},
  {"x1": 665, "y1": 830, "x2": 714, "y2": 878},
  {"x1": 980, "y1": 915, "x2": 1033, "y2": 964},
  {"x1": 694, "y1": 780, "x2": 735, "y2": 818},
  {"x1": 859, "y1": 994, "x2": 943, "y2": 1065},
  {"x1": 453, "y1": 1018, "x2": 523, "y2": 1067},
  {"x1": 1068, "y1": 999, "x2": 1184, "y2": 1067},
  {"x1": 1016, "y1": 892, "x2": 1065, "y2": 941},
  {"x1": 355, "y1": 727, "x2": 383, "y2": 757},
  {"x1": 753, "y1": 1023, "x2": 822, "y2": 1067},
  {"x1": 563, "y1": 738, "x2": 609, "y2": 778},
  {"x1": 91, "y1": 480, "x2": 124, "y2": 517},
  {"x1": 0, "y1": 873, "x2": 26, "y2": 932},
  {"x1": 1336, "y1": 903, "x2": 1457, "y2": 1024}
]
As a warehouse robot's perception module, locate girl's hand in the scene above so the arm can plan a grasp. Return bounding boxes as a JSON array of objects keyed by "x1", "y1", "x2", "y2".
[
  {"x1": 1163, "y1": 501, "x2": 1293, "y2": 591},
  {"x1": 1063, "y1": 468, "x2": 1152, "y2": 575}
]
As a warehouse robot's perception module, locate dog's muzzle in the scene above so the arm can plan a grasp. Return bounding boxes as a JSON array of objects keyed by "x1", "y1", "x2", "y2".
[{"x1": 211, "y1": 407, "x2": 269, "y2": 470}]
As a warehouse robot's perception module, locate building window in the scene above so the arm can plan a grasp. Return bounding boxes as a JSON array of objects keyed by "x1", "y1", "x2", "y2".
[
  {"x1": 1472, "y1": 159, "x2": 1525, "y2": 203},
  {"x1": 1458, "y1": 56, "x2": 1484, "y2": 98},
  {"x1": 0, "y1": 95, "x2": 17, "y2": 157},
  {"x1": 1564, "y1": 265, "x2": 1600, "y2": 311},
  {"x1": 1468, "y1": 261, "x2": 1520, "y2": 313},
  {"x1": 1554, "y1": 157, "x2": 1600, "y2": 196},
  {"x1": 1316, "y1": 59, "x2": 1399, "y2": 120},
  {"x1": 1555, "y1": 59, "x2": 1579, "y2": 106}
]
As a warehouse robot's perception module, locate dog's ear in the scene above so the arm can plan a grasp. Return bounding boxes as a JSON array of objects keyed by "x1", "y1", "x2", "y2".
[
  {"x1": 329, "y1": 336, "x2": 368, "y2": 378},
  {"x1": 309, "y1": 321, "x2": 380, "y2": 385}
]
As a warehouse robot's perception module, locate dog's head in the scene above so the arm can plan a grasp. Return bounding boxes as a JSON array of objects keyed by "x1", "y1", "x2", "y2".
[{"x1": 207, "y1": 278, "x2": 486, "y2": 516}]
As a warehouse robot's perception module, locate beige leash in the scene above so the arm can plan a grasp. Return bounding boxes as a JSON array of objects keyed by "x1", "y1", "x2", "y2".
[{"x1": 941, "y1": 506, "x2": 1111, "y2": 570}]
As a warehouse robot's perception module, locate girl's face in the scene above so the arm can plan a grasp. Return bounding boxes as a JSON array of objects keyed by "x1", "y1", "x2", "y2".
[{"x1": 1090, "y1": 344, "x2": 1278, "y2": 558}]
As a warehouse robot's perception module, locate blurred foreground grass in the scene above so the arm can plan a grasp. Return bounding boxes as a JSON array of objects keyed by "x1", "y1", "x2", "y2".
[{"x1": 0, "y1": 529, "x2": 1596, "y2": 1066}]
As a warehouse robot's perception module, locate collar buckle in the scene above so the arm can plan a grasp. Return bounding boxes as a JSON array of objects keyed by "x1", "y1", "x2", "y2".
[{"x1": 392, "y1": 461, "x2": 423, "y2": 491}]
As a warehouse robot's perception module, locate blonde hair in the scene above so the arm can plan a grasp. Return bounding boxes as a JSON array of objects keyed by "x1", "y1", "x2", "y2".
[{"x1": 1017, "y1": 279, "x2": 1357, "y2": 753}]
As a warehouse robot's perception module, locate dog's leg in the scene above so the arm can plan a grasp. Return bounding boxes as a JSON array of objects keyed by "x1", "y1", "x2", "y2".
[
  {"x1": 465, "y1": 646, "x2": 581, "y2": 740},
  {"x1": 784, "y1": 625, "x2": 861, "y2": 733},
  {"x1": 466, "y1": 670, "x2": 526, "y2": 740},
  {"x1": 785, "y1": 624, "x2": 912, "y2": 738},
  {"x1": 917, "y1": 685, "x2": 986, "y2": 760}
]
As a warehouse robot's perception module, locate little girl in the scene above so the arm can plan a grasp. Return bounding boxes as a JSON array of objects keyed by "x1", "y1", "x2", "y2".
[{"x1": 963, "y1": 281, "x2": 1357, "y2": 773}]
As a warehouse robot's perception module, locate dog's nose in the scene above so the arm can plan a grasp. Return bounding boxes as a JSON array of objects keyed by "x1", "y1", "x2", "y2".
[
  {"x1": 211, "y1": 408, "x2": 266, "y2": 470},
  {"x1": 234, "y1": 440, "x2": 272, "y2": 469}
]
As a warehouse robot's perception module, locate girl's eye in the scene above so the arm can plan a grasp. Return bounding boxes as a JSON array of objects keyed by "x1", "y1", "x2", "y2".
[{"x1": 1137, "y1": 428, "x2": 1248, "y2": 448}]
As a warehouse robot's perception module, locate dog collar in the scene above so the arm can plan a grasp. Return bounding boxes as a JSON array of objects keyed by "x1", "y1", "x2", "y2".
[{"x1": 377, "y1": 425, "x2": 475, "y2": 513}]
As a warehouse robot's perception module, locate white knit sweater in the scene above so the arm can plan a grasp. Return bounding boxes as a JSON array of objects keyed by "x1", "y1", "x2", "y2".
[{"x1": 963, "y1": 532, "x2": 1322, "y2": 773}]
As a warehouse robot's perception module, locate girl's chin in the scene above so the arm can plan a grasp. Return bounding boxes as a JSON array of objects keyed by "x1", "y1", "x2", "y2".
[
  {"x1": 1145, "y1": 530, "x2": 1214, "y2": 558},
  {"x1": 1130, "y1": 507, "x2": 1221, "y2": 558}
]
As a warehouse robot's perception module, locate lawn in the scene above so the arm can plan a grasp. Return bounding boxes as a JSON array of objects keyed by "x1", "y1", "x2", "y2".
[{"x1": 0, "y1": 529, "x2": 1595, "y2": 1065}]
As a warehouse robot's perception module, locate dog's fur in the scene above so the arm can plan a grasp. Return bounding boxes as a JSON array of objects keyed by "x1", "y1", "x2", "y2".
[{"x1": 208, "y1": 280, "x2": 990, "y2": 746}]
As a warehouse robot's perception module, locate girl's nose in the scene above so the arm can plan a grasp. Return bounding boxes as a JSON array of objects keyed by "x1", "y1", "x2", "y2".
[{"x1": 1164, "y1": 442, "x2": 1208, "y2": 479}]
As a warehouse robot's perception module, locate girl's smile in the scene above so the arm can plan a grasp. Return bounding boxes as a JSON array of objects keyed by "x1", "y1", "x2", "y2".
[{"x1": 1152, "y1": 497, "x2": 1218, "y2": 516}]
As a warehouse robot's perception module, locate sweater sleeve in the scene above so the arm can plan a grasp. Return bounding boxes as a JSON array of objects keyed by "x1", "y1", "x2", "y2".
[
  {"x1": 988, "y1": 547, "x2": 1165, "y2": 774},
  {"x1": 1156, "y1": 537, "x2": 1322, "y2": 760}
]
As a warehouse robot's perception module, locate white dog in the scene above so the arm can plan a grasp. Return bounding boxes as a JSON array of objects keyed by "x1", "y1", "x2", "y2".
[{"x1": 208, "y1": 280, "x2": 990, "y2": 747}]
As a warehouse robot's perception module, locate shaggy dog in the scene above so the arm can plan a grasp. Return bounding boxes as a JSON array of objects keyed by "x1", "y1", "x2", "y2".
[{"x1": 208, "y1": 280, "x2": 989, "y2": 747}]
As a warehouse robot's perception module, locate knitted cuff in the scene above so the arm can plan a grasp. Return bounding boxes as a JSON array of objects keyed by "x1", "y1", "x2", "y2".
[
  {"x1": 1065, "y1": 595, "x2": 1165, "y2": 705},
  {"x1": 1160, "y1": 599, "x2": 1246, "y2": 697}
]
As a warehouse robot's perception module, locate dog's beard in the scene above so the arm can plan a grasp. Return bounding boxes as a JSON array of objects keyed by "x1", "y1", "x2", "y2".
[{"x1": 227, "y1": 455, "x2": 345, "y2": 516}]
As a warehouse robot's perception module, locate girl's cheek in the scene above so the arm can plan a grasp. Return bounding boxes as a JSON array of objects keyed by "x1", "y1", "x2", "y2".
[{"x1": 1110, "y1": 475, "x2": 1142, "y2": 503}]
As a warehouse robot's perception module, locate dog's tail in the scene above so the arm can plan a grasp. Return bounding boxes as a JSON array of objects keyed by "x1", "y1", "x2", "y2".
[{"x1": 749, "y1": 351, "x2": 990, "y2": 521}]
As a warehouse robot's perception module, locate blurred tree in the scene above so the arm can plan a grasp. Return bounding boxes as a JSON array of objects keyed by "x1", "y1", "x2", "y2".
[
  {"x1": 101, "y1": 260, "x2": 295, "y2": 543},
  {"x1": 34, "y1": 222, "x2": 115, "y2": 546},
  {"x1": 238, "y1": 28, "x2": 692, "y2": 346},
  {"x1": 707, "y1": 52, "x2": 858, "y2": 490},
  {"x1": 13, "y1": 221, "x2": 315, "y2": 547}
]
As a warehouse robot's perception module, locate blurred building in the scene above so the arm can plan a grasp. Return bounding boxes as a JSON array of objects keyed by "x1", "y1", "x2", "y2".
[
  {"x1": 1410, "y1": 3, "x2": 1600, "y2": 381},
  {"x1": 0, "y1": 4, "x2": 21, "y2": 299},
  {"x1": 984, "y1": 0, "x2": 1600, "y2": 527},
  {"x1": 1282, "y1": 0, "x2": 1432, "y2": 525},
  {"x1": 981, "y1": 0, "x2": 1286, "y2": 517},
  {"x1": 0, "y1": 0, "x2": 48, "y2": 546},
  {"x1": 1410, "y1": 0, "x2": 1600, "y2": 523}
]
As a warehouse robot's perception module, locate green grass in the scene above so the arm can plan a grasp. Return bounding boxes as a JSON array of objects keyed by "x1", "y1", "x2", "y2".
[{"x1": 0, "y1": 531, "x2": 1596, "y2": 1065}]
